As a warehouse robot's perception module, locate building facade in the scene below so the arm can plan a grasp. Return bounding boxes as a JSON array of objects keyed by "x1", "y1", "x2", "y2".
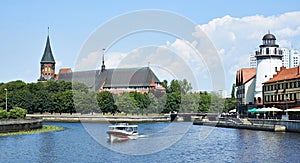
[
  {"x1": 236, "y1": 68, "x2": 256, "y2": 114},
  {"x1": 263, "y1": 66, "x2": 300, "y2": 110},
  {"x1": 254, "y1": 33, "x2": 283, "y2": 104}
]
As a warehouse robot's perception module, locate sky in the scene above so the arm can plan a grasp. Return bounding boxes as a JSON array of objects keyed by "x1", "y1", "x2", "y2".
[{"x1": 0, "y1": 0, "x2": 300, "y2": 95}]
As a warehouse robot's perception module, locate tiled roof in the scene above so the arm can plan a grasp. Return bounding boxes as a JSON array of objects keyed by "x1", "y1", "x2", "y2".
[
  {"x1": 236, "y1": 68, "x2": 256, "y2": 86},
  {"x1": 264, "y1": 66, "x2": 300, "y2": 84},
  {"x1": 58, "y1": 67, "x2": 161, "y2": 91},
  {"x1": 41, "y1": 36, "x2": 55, "y2": 63}
]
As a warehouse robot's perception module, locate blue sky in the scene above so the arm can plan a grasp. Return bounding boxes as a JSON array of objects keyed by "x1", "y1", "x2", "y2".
[{"x1": 1, "y1": 1, "x2": 300, "y2": 94}]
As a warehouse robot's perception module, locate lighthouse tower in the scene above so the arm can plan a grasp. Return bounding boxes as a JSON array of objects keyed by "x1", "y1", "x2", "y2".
[{"x1": 254, "y1": 32, "x2": 282, "y2": 104}]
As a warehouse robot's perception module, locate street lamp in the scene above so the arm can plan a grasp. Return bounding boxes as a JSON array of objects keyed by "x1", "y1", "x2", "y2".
[{"x1": 4, "y1": 88, "x2": 7, "y2": 112}]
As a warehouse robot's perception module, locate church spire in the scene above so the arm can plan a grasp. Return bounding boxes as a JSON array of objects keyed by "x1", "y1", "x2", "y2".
[
  {"x1": 38, "y1": 29, "x2": 56, "y2": 81},
  {"x1": 40, "y1": 32, "x2": 55, "y2": 63},
  {"x1": 101, "y1": 48, "x2": 106, "y2": 71}
]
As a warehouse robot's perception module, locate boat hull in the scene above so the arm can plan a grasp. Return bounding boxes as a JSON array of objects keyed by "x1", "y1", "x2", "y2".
[{"x1": 107, "y1": 131, "x2": 138, "y2": 142}]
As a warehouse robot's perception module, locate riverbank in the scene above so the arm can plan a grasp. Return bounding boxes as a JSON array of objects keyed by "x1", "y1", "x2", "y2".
[
  {"x1": 0, "y1": 125, "x2": 65, "y2": 136},
  {"x1": 193, "y1": 118, "x2": 300, "y2": 132},
  {"x1": 26, "y1": 113, "x2": 171, "y2": 123},
  {"x1": 0, "y1": 118, "x2": 43, "y2": 133}
]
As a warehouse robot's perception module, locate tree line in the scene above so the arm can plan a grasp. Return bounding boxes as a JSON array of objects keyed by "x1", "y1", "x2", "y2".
[{"x1": 0, "y1": 79, "x2": 236, "y2": 115}]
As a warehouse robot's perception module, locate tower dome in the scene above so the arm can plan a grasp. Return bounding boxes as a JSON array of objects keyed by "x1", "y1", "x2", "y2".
[
  {"x1": 260, "y1": 32, "x2": 278, "y2": 47},
  {"x1": 262, "y1": 33, "x2": 276, "y2": 40}
]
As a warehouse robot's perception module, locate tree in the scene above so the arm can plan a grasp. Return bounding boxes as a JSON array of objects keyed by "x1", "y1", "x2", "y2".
[
  {"x1": 73, "y1": 91, "x2": 99, "y2": 114},
  {"x1": 179, "y1": 79, "x2": 192, "y2": 94},
  {"x1": 180, "y1": 93, "x2": 199, "y2": 113},
  {"x1": 163, "y1": 92, "x2": 181, "y2": 113},
  {"x1": 147, "y1": 93, "x2": 159, "y2": 113},
  {"x1": 169, "y1": 80, "x2": 181, "y2": 93},
  {"x1": 231, "y1": 84, "x2": 236, "y2": 99},
  {"x1": 115, "y1": 92, "x2": 138, "y2": 115},
  {"x1": 198, "y1": 93, "x2": 211, "y2": 112},
  {"x1": 97, "y1": 91, "x2": 117, "y2": 114},
  {"x1": 161, "y1": 80, "x2": 168, "y2": 92}
]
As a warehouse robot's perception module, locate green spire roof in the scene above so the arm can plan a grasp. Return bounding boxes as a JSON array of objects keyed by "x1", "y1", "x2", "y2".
[{"x1": 40, "y1": 35, "x2": 55, "y2": 63}]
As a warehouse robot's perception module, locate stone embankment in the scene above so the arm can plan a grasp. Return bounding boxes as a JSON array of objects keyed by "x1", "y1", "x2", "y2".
[
  {"x1": 26, "y1": 113, "x2": 170, "y2": 123},
  {"x1": 0, "y1": 118, "x2": 43, "y2": 133},
  {"x1": 193, "y1": 118, "x2": 288, "y2": 132}
]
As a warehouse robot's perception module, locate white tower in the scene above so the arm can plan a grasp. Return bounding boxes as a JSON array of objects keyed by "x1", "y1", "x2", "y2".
[{"x1": 254, "y1": 32, "x2": 282, "y2": 104}]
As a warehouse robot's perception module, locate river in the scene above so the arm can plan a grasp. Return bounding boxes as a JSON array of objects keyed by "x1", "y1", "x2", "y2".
[{"x1": 0, "y1": 122, "x2": 299, "y2": 162}]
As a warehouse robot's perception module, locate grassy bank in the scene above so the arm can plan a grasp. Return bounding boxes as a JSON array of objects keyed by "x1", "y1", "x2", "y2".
[{"x1": 0, "y1": 125, "x2": 65, "y2": 136}]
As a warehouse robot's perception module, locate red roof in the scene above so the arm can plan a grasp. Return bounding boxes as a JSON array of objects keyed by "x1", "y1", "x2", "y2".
[
  {"x1": 264, "y1": 66, "x2": 300, "y2": 84},
  {"x1": 236, "y1": 68, "x2": 256, "y2": 86},
  {"x1": 59, "y1": 68, "x2": 72, "y2": 74}
]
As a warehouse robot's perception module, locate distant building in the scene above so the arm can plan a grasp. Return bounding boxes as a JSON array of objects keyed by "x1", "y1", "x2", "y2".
[
  {"x1": 38, "y1": 35, "x2": 56, "y2": 81},
  {"x1": 281, "y1": 48, "x2": 290, "y2": 68},
  {"x1": 249, "y1": 53, "x2": 256, "y2": 68},
  {"x1": 57, "y1": 66, "x2": 166, "y2": 96},
  {"x1": 290, "y1": 49, "x2": 300, "y2": 68},
  {"x1": 36, "y1": 33, "x2": 165, "y2": 95}
]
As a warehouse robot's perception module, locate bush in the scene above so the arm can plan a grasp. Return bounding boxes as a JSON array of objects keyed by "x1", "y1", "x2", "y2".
[
  {"x1": 0, "y1": 110, "x2": 9, "y2": 119},
  {"x1": 8, "y1": 107, "x2": 27, "y2": 119}
]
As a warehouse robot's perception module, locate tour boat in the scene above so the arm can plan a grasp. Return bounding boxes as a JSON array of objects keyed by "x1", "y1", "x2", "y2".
[{"x1": 107, "y1": 123, "x2": 139, "y2": 142}]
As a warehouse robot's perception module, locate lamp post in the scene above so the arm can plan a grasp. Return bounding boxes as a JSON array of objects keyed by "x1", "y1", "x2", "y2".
[{"x1": 4, "y1": 88, "x2": 7, "y2": 112}]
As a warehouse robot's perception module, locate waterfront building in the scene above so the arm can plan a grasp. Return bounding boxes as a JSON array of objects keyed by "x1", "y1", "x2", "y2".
[
  {"x1": 38, "y1": 34, "x2": 56, "y2": 81},
  {"x1": 263, "y1": 66, "x2": 300, "y2": 112},
  {"x1": 235, "y1": 68, "x2": 256, "y2": 114},
  {"x1": 254, "y1": 32, "x2": 283, "y2": 105}
]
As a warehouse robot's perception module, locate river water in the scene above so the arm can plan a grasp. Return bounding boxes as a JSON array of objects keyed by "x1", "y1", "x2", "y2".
[{"x1": 0, "y1": 122, "x2": 299, "y2": 162}]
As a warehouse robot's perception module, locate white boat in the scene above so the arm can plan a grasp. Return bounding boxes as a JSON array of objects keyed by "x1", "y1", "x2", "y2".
[{"x1": 107, "y1": 123, "x2": 139, "y2": 142}]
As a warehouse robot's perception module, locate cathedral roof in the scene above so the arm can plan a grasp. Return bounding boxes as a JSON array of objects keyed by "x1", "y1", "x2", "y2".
[
  {"x1": 57, "y1": 67, "x2": 161, "y2": 91},
  {"x1": 40, "y1": 35, "x2": 55, "y2": 63}
]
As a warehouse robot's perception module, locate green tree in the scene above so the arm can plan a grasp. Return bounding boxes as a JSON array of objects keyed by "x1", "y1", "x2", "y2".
[
  {"x1": 198, "y1": 93, "x2": 211, "y2": 112},
  {"x1": 97, "y1": 91, "x2": 117, "y2": 114},
  {"x1": 231, "y1": 84, "x2": 236, "y2": 99},
  {"x1": 116, "y1": 92, "x2": 138, "y2": 115},
  {"x1": 169, "y1": 80, "x2": 181, "y2": 93},
  {"x1": 163, "y1": 92, "x2": 181, "y2": 113},
  {"x1": 73, "y1": 91, "x2": 99, "y2": 114},
  {"x1": 179, "y1": 79, "x2": 192, "y2": 94},
  {"x1": 8, "y1": 107, "x2": 27, "y2": 119}
]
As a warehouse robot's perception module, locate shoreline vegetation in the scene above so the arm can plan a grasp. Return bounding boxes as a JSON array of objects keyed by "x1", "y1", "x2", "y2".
[{"x1": 0, "y1": 125, "x2": 65, "y2": 136}]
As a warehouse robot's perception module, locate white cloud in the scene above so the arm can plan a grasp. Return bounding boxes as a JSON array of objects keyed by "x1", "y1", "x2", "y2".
[
  {"x1": 75, "y1": 51, "x2": 100, "y2": 70},
  {"x1": 194, "y1": 11, "x2": 300, "y2": 92}
]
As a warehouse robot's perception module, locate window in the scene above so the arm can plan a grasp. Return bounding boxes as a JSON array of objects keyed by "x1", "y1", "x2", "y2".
[
  {"x1": 275, "y1": 67, "x2": 278, "y2": 72},
  {"x1": 278, "y1": 95, "x2": 281, "y2": 101},
  {"x1": 294, "y1": 93, "x2": 297, "y2": 100},
  {"x1": 290, "y1": 82, "x2": 293, "y2": 88},
  {"x1": 266, "y1": 48, "x2": 269, "y2": 54}
]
